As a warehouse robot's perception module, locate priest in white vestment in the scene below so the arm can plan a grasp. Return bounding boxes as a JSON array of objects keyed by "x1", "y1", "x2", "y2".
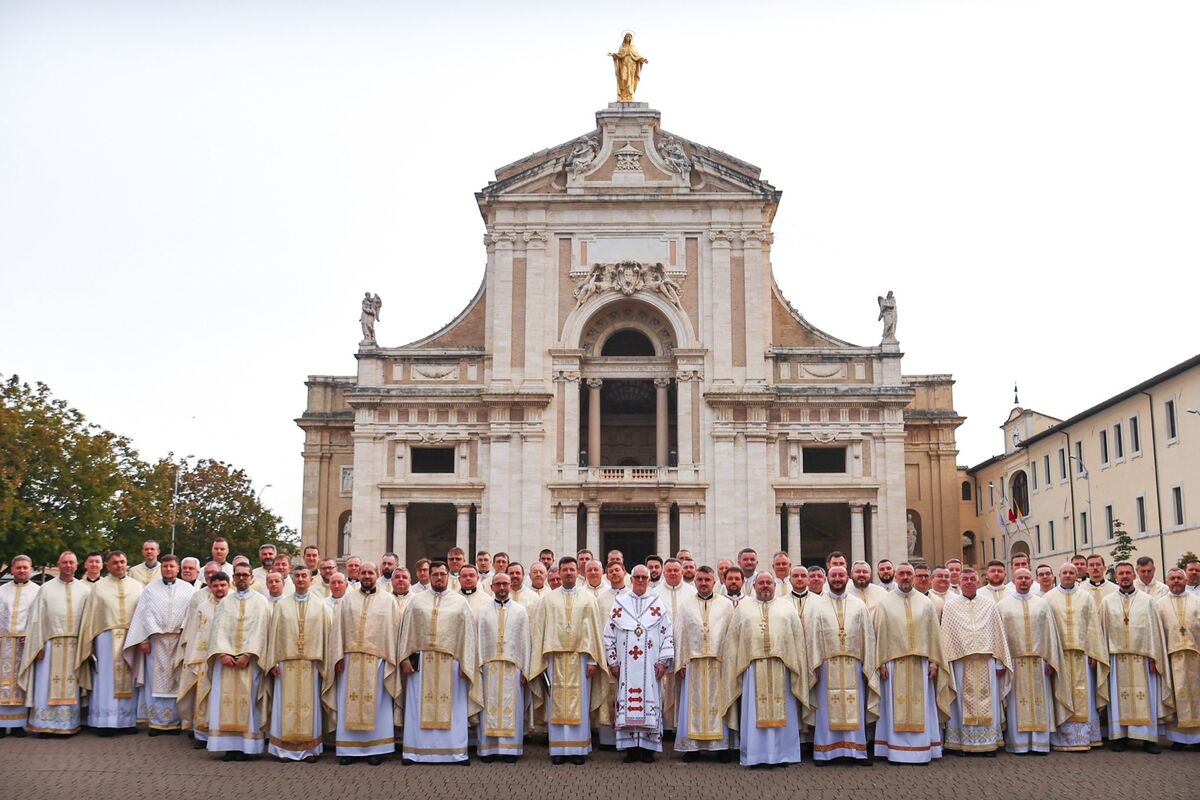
[
  {"x1": 997, "y1": 569, "x2": 1072, "y2": 754},
  {"x1": 330, "y1": 562, "x2": 399, "y2": 765},
  {"x1": 940, "y1": 568, "x2": 1012, "y2": 755},
  {"x1": 176, "y1": 565, "x2": 226, "y2": 743},
  {"x1": 848, "y1": 562, "x2": 888, "y2": 620},
  {"x1": 127, "y1": 541, "x2": 162, "y2": 586},
  {"x1": 0, "y1": 555, "x2": 38, "y2": 733},
  {"x1": 872, "y1": 563, "x2": 954, "y2": 764},
  {"x1": 397, "y1": 560, "x2": 481, "y2": 764},
  {"x1": 264, "y1": 566, "x2": 333, "y2": 762},
  {"x1": 529, "y1": 556, "x2": 608, "y2": 765},
  {"x1": 721, "y1": 572, "x2": 812, "y2": 766},
  {"x1": 1100, "y1": 562, "x2": 1172, "y2": 753},
  {"x1": 1156, "y1": 567, "x2": 1200, "y2": 747},
  {"x1": 673, "y1": 566, "x2": 734, "y2": 761},
  {"x1": 476, "y1": 573, "x2": 532, "y2": 761},
  {"x1": 202, "y1": 564, "x2": 271, "y2": 759},
  {"x1": 1044, "y1": 562, "x2": 1109, "y2": 751},
  {"x1": 76, "y1": 551, "x2": 143, "y2": 733},
  {"x1": 808, "y1": 565, "x2": 878, "y2": 764},
  {"x1": 124, "y1": 555, "x2": 194, "y2": 733},
  {"x1": 19, "y1": 552, "x2": 88, "y2": 736},
  {"x1": 603, "y1": 565, "x2": 675, "y2": 762}
]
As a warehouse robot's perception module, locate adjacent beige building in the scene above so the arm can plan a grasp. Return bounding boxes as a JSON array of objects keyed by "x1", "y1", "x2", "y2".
[
  {"x1": 961, "y1": 354, "x2": 1200, "y2": 571},
  {"x1": 297, "y1": 101, "x2": 966, "y2": 569}
]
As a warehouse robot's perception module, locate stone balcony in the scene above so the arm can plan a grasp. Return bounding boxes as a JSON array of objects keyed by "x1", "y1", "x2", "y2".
[{"x1": 584, "y1": 465, "x2": 675, "y2": 483}]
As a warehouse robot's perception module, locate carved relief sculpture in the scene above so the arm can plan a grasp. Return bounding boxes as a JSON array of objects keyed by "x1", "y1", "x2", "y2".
[
  {"x1": 572, "y1": 261, "x2": 683, "y2": 309},
  {"x1": 658, "y1": 135, "x2": 691, "y2": 176},
  {"x1": 608, "y1": 33, "x2": 647, "y2": 101},
  {"x1": 614, "y1": 142, "x2": 643, "y2": 172},
  {"x1": 566, "y1": 135, "x2": 599, "y2": 176}
]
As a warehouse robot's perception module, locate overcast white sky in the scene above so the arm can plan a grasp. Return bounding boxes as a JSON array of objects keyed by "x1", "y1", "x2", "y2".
[{"x1": 2, "y1": 0, "x2": 1197, "y2": 532}]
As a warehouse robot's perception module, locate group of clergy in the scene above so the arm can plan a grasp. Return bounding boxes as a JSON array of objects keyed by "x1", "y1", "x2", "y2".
[{"x1": 1, "y1": 538, "x2": 1199, "y2": 770}]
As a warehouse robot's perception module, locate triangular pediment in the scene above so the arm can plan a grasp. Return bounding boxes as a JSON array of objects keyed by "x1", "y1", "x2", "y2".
[{"x1": 478, "y1": 103, "x2": 778, "y2": 201}]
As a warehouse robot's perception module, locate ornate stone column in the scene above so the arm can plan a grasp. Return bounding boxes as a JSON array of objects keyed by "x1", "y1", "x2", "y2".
[
  {"x1": 557, "y1": 370, "x2": 581, "y2": 468},
  {"x1": 585, "y1": 502, "x2": 601, "y2": 557},
  {"x1": 849, "y1": 502, "x2": 866, "y2": 564},
  {"x1": 455, "y1": 503, "x2": 471, "y2": 554},
  {"x1": 656, "y1": 501, "x2": 671, "y2": 558},
  {"x1": 787, "y1": 503, "x2": 803, "y2": 563},
  {"x1": 655, "y1": 377, "x2": 670, "y2": 466},
  {"x1": 561, "y1": 503, "x2": 579, "y2": 559},
  {"x1": 587, "y1": 378, "x2": 603, "y2": 467}
]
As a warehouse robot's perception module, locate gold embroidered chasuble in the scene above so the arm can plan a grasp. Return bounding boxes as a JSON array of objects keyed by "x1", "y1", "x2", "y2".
[
  {"x1": 1043, "y1": 586, "x2": 1110, "y2": 723},
  {"x1": 329, "y1": 588, "x2": 399, "y2": 731},
  {"x1": 808, "y1": 592, "x2": 879, "y2": 731},
  {"x1": 201, "y1": 591, "x2": 271, "y2": 736},
  {"x1": 18, "y1": 578, "x2": 87, "y2": 706},
  {"x1": 75, "y1": 576, "x2": 143, "y2": 697},
  {"x1": 674, "y1": 592, "x2": 734, "y2": 740},
  {"x1": 874, "y1": 589, "x2": 954, "y2": 730},
  {"x1": 263, "y1": 593, "x2": 334, "y2": 745},
  {"x1": 1099, "y1": 588, "x2": 1173, "y2": 726},
  {"x1": 1153, "y1": 591, "x2": 1200, "y2": 730},
  {"x1": 720, "y1": 597, "x2": 812, "y2": 730},
  {"x1": 175, "y1": 590, "x2": 221, "y2": 730},
  {"x1": 939, "y1": 593, "x2": 1013, "y2": 726},
  {"x1": 0, "y1": 581, "x2": 38, "y2": 710},
  {"x1": 396, "y1": 589, "x2": 481, "y2": 730},
  {"x1": 658, "y1": 581, "x2": 695, "y2": 727},
  {"x1": 475, "y1": 598, "x2": 532, "y2": 738},
  {"x1": 997, "y1": 593, "x2": 1073, "y2": 730},
  {"x1": 528, "y1": 587, "x2": 607, "y2": 727}
]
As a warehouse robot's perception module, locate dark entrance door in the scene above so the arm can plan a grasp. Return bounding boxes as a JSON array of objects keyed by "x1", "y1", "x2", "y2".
[{"x1": 600, "y1": 504, "x2": 656, "y2": 566}]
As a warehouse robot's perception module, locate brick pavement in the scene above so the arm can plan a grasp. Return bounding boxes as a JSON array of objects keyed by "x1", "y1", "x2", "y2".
[{"x1": 1, "y1": 733, "x2": 1195, "y2": 800}]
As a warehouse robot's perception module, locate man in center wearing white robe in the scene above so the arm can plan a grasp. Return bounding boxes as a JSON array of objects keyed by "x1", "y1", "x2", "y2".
[
  {"x1": 124, "y1": 554, "x2": 194, "y2": 735},
  {"x1": 475, "y1": 572, "x2": 532, "y2": 762},
  {"x1": 603, "y1": 564, "x2": 674, "y2": 763},
  {"x1": 673, "y1": 565, "x2": 735, "y2": 761}
]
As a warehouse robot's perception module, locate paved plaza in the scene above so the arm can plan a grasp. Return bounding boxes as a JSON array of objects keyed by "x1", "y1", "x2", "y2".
[{"x1": 1, "y1": 733, "x2": 1195, "y2": 800}]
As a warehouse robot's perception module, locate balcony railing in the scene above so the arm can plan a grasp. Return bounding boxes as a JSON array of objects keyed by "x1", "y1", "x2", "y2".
[{"x1": 585, "y1": 466, "x2": 670, "y2": 482}]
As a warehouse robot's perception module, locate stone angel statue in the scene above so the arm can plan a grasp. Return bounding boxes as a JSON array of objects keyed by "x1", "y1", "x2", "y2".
[
  {"x1": 609, "y1": 33, "x2": 647, "y2": 102},
  {"x1": 877, "y1": 290, "x2": 897, "y2": 342},
  {"x1": 566, "y1": 135, "x2": 600, "y2": 176},
  {"x1": 360, "y1": 291, "x2": 382, "y2": 345}
]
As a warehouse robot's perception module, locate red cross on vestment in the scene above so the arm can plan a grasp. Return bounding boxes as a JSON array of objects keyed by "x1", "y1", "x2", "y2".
[
  {"x1": 650, "y1": 606, "x2": 663, "y2": 617},
  {"x1": 628, "y1": 645, "x2": 644, "y2": 660},
  {"x1": 611, "y1": 607, "x2": 623, "y2": 618}
]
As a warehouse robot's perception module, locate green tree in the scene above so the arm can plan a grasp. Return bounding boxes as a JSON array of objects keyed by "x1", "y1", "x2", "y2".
[
  {"x1": 1109, "y1": 518, "x2": 1137, "y2": 564},
  {"x1": 1177, "y1": 550, "x2": 1198, "y2": 570},
  {"x1": 0, "y1": 375, "x2": 129, "y2": 565}
]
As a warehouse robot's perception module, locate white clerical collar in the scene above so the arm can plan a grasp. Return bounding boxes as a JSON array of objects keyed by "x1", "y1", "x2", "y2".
[
  {"x1": 461, "y1": 588, "x2": 477, "y2": 595},
  {"x1": 896, "y1": 587, "x2": 914, "y2": 596},
  {"x1": 697, "y1": 593, "x2": 714, "y2": 600},
  {"x1": 143, "y1": 561, "x2": 158, "y2": 569},
  {"x1": 561, "y1": 585, "x2": 578, "y2": 593},
  {"x1": 791, "y1": 589, "x2": 809, "y2": 599},
  {"x1": 1118, "y1": 587, "x2": 1137, "y2": 595},
  {"x1": 879, "y1": 581, "x2": 896, "y2": 591},
  {"x1": 1059, "y1": 585, "x2": 1077, "y2": 594},
  {"x1": 294, "y1": 592, "x2": 309, "y2": 601},
  {"x1": 1014, "y1": 591, "x2": 1031, "y2": 600},
  {"x1": 827, "y1": 591, "x2": 846, "y2": 599},
  {"x1": 234, "y1": 589, "x2": 252, "y2": 598}
]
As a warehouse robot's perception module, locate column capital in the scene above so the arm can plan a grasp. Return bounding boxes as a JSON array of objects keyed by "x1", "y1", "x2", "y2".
[
  {"x1": 654, "y1": 377, "x2": 671, "y2": 389},
  {"x1": 554, "y1": 369, "x2": 581, "y2": 383},
  {"x1": 586, "y1": 377, "x2": 604, "y2": 389},
  {"x1": 848, "y1": 502, "x2": 867, "y2": 513},
  {"x1": 522, "y1": 229, "x2": 548, "y2": 247},
  {"x1": 707, "y1": 229, "x2": 735, "y2": 246},
  {"x1": 675, "y1": 369, "x2": 703, "y2": 383}
]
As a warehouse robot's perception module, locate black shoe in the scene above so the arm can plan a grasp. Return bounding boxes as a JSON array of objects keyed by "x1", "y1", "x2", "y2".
[
  {"x1": 1171, "y1": 742, "x2": 1186, "y2": 751},
  {"x1": 623, "y1": 750, "x2": 639, "y2": 763},
  {"x1": 192, "y1": 739, "x2": 206, "y2": 749},
  {"x1": 1111, "y1": 738, "x2": 1128, "y2": 752},
  {"x1": 338, "y1": 757, "x2": 354, "y2": 766},
  {"x1": 402, "y1": 758, "x2": 415, "y2": 766},
  {"x1": 641, "y1": 750, "x2": 655, "y2": 763},
  {"x1": 97, "y1": 728, "x2": 116, "y2": 738},
  {"x1": 10, "y1": 728, "x2": 26, "y2": 738},
  {"x1": 502, "y1": 755, "x2": 518, "y2": 763},
  {"x1": 1143, "y1": 741, "x2": 1161, "y2": 754},
  {"x1": 366, "y1": 756, "x2": 383, "y2": 766},
  {"x1": 479, "y1": 754, "x2": 495, "y2": 763},
  {"x1": 221, "y1": 752, "x2": 238, "y2": 762},
  {"x1": 682, "y1": 752, "x2": 698, "y2": 763},
  {"x1": 0, "y1": 729, "x2": 7, "y2": 738},
  {"x1": 814, "y1": 758, "x2": 830, "y2": 767},
  {"x1": 718, "y1": 750, "x2": 733, "y2": 763},
  {"x1": 148, "y1": 729, "x2": 162, "y2": 737},
  {"x1": 571, "y1": 755, "x2": 586, "y2": 765},
  {"x1": 551, "y1": 756, "x2": 565, "y2": 765},
  {"x1": 166, "y1": 729, "x2": 181, "y2": 736},
  {"x1": 858, "y1": 755, "x2": 873, "y2": 766}
]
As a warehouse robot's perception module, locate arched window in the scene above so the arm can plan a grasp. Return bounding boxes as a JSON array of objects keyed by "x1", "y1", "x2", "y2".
[
  {"x1": 1010, "y1": 470, "x2": 1030, "y2": 516},
  {"x1": 961, "y1": 480, "x2": 972, "y2": 501},
  {"x1": 601, "y1": 329, "x2": 656, "y2": 356}
]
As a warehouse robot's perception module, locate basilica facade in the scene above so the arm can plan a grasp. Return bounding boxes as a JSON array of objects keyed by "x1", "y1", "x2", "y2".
[{"x1": 298, "y1": 101, "x2": 964, "y2": 569}]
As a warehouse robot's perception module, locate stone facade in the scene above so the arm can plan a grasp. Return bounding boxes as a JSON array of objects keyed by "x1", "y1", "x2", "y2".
[{"x1": 297, "y1": 102, "x2": 965, "y2": 568}]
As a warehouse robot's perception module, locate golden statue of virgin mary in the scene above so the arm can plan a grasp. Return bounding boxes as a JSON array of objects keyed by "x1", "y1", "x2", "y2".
[{"x1": 608, "y1": 33, "x2": 648, "y2": 102}]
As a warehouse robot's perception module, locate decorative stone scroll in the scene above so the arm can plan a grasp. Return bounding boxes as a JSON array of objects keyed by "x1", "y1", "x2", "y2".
[{"x1": 573, "y1": 261, "x2": 682, "y2": 308}]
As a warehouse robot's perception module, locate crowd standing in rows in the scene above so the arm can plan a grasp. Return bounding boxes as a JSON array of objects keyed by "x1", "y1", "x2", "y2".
[{"x1": 1, "y1": 538, "x2": 1199, "y2": 768}]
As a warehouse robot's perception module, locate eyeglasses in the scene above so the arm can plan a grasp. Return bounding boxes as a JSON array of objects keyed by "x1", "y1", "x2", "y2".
[{"x1": 631, "y1": 575, "x2": 650, "y2": 580}]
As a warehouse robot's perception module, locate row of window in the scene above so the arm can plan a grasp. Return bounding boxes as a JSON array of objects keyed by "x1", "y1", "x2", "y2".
[{"x1": 1005, "y1": 485, "x2": 1188, "y2": 558}]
